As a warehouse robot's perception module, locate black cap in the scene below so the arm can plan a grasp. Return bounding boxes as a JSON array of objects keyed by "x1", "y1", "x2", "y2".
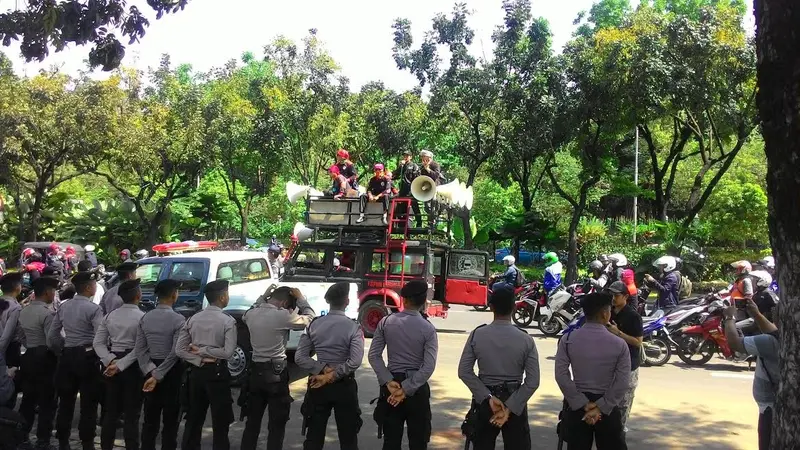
[
  {"x1": 32, "y1": 276, "x2": 60, "y2": 291},
  {"x1": 117, "y1": 262, "x2": 138, "y2": 273},
  {"x1": 154, "y1": 279, "x2": 180, "y2": 297},
  {"x1": 205, "y1": 279, "x2": 230, "y2": 294},
  {"x1": 606, "y1": 281, "x2": 628, "y2": 295},
  {"x1": 402, "y1": 150, "x2": 413, "y2": 156},
  {"x1": 71, "y1": 271, "x2": 98, "y2": 285},
  {"x1": 489, "y1": 286, "x2": 515, "y2": 304},
  {"x1": 118, "y1": 279, "x2": 141, "y2": 296},
  {"x1": 400, "y1": 280, "x2": 428, "y2": 298},
  {"x1": 0, "y1": 272, "x2": 23, "y2": 284}
]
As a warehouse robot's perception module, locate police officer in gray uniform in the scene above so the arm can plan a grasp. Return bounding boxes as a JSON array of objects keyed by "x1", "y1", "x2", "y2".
[
  {"x1": 18, "y1": 276, "x2": 59, "y2": 449},
  {"x1": 175, "y1": 279, "x2": 237, "y2": 450},
  {"x1": 101, "y1": 262, "x2": 137, "y2": 315},
  {"x1": 296, "y1": 282, "x2": 364, "y2": 450},
  {"x1": 240, "y1": 285, "x2": 315, "y2": 450},
  {"x1": 0, "y1": 272, "x2": 23, "y2": 370},
  {"x1": 368, "y1": 280, "x2": 438, "y2": 450},
  {"x1": 47, "y1": 271, "x2": 104, "y2": 450},
  {"x1": 94, "y1": 279, "x2": 146, "y2": 450},
  {"x1": 458, "y1": 287, "x2": 540, "y2": 450},
  {"x1": 135, "y1": 279, "x2": 186, "y2": 450}
]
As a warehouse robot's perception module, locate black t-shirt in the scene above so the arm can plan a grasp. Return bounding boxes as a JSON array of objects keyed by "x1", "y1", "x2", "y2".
[
  {"x1": 753, "y1": 290, "x2": 778, "y2": 321},
  {"x1": 611, "y1": 304, "x2": 644, "y2": 371},
  {"x1": 368, "y1": 175, "x2": 392, "y2": 196}
]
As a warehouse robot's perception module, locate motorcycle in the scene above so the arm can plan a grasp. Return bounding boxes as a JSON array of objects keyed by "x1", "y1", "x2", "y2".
[
  {"x1": 674, "y1": 299, "x2": 752, "y2": 366},
  {"x1": 511, "y1": 281, "x2": 547, "y2": 327},
  {"x1": 641, "y1": 313, "x2": 672, "y2": 366},
  {"x1": 537, "y1": 281, "x2": 590, "y2": 338}
]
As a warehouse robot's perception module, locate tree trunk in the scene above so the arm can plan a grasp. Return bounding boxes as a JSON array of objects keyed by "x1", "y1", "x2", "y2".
[
  {"x1": 13, "y1": 187, "x2": 25, "y2": 249},
  {"x1": 754, "y1": 0, "x2": 800, "y2": 447},
  {"x1": 512, "y1": 238, "x2": 520, "y2": 263},
  {"x1": 27, "y1": 181, "x2": 47, "y2": 242},
  {"x1": 239, "y1": 197, "x2": 253, "y2": 246},
  {"x1": 566, "y1": 209, "x2": 581, "y2": 285}
]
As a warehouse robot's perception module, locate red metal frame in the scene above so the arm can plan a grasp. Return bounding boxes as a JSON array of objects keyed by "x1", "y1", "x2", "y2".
[{"x1": 383, "y1": 198, "x2": 411, "y2": 306}]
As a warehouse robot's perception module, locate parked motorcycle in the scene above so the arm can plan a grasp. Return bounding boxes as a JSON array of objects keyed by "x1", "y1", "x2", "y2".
[
  {"x1": 674, "y1": 299, "x2": 752, "y2": 366},
  {"x1": 537, "y1": 281, "x2": 589, "y2": 337},
  {"x1": 512, "y1": 281, "x2": 547, "y2": 327},
  {"x1": 641, "y1": 313, "x2": 672, "y2": 366}
]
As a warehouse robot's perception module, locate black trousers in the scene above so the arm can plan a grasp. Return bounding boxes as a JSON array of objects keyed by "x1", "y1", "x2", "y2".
[
  {"x1": 18, "y1": 346, "x2": 57, "y2": 441},
  {"x1": 303, "y1": 376, "x2": 361, "y2": 450},
  {"x1": 141, "y1": 361, "x2": 184, "y2": 450},
  {"x1": 382, "y1": 377, "x2": 431, "y2": 450},
  {"x1": 0, "y1": 407, "x2": 26, "y2": 450},
  {"x1": 758, "y1": 407, "x2": 772, "y2": 450},
  {"x1": 472, "y1": 399, "x2": 530, "y2": 450},
  {"x1": 181, "y1": 363, "x2": 233, "y2": 450},
  {"x1": 55, "y1": 347, "x2": 102, "y2": 445},
  {"x1": 359, "y1": 194, "x2": 391, "y2": 215},
  {"x1": 566, "y1": 393, "x2": 627, "y2": 450},
  {"x1": 101, "y1": 352, "x2": 143, "y2": 450},
  {"x1": 241, "y1": 366, "x2": 292, "y2": 450},
  {"x1": 4, "y1": 341, "x2": 21, "y2": 409}
]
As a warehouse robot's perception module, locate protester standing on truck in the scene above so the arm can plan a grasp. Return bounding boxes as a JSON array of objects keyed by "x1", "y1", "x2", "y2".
[
  {"x1": 239, "y1": 286, "x2": 315, "y2": 450},
  {"x1": 393, "y1": 150, "x2": 422, "y2": 227},
  {"x1": 296, "y1": 282, "x2": 364, "y2": 450},
  {"x1": 458, "y1": 287, "x2": 540, "y2": 449},
  {"x1": 369, "y1": 280, "x2": 438, "y2": 450}
]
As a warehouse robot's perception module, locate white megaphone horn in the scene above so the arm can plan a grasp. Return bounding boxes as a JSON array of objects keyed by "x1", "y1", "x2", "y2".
[
  {"x1": 463, "y1": 185, "x2": 474, "y2": 210},
  {"x1": 436, "y1": 179, "x2": 461, "y2": 205},
  {"x1": 292, "y1": 222, "x2": 314, "y2": 242},
  {"x1": 286, "y1": 182, "x2": 311, "y2": 204},
  {"x1": 411, "y1": 176, "x2": 437, "y2": 202}
]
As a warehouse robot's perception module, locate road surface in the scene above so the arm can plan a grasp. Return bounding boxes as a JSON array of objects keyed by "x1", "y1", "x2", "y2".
[{"x1": 65, "y1": 306, "x2": 758, "y2": 449}]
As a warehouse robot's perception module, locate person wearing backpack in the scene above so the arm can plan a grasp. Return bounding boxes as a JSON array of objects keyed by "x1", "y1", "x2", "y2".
[
  {"x1": 645, "y1": 256, "x2": 680, "y2": 312},
  {"x1": 722, "y1": 298, "x2": 779, "y2": 450},
  {"x1": 494, "y1": 256, "x2": 520, "y2": 292}
]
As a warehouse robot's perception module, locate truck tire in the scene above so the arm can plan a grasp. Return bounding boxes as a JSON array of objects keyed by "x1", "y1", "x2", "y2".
[{"x1": 359, "y1": 299, "x2": 389, "y2": 338}]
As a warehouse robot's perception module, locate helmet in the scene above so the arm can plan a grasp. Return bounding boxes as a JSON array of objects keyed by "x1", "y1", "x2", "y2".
[
  {"x1": 759, "y1": 256, "x2": 775, "y2": 270},
  {"x1": 373, "y1": 163, "x2": 385, "y2": 172},
  {"x1": 731, "y1": 260, "x2": 752, "y2": 275},
  {"x1": 333, "y1": 258, "x2": 341, "y2": 268},
  {"x1": 589, "y1": 260, "x2": 604, "y2": 272},
  {"x1": 599, "y1": 254, "x2": 609, "y2": 264},
  {"x1": 328, "y1": 165, "x2": 341, "y2": 175},
  {"x1": 653, "y1": 256, "x2": 677, "y2": 272},
  {"x1": 120, "y1": 249, "x2": 131, "y2": 258},
  {"x1": 502, "y1": 255, "x2": 516, "y2": 266},
  {"x1": 22, "y1": 248, "x2": 36, "y2": 258},
  {"x1": 750, "y1": 270, "x2": 773, "y2": 289},
  {"x1": 134, "y1": 249, "x2": 149, "y2": 259},
  {"x1": 608, "y1": 253, "x2": 628, "y2": 267},
  {"x1": 419, "y1": 150, "x2": 434, "y2": 158},
  {"x1": 337, "y1": 148, "x2": 350, "y2": 160},
  {"x1": 48, "y1": 243, "x2": 60, "y2": 254},
  {"x1": 543, "y1": 252, "x2": 558, "y2": 266},
  {"x1": 84, "y1": 244, "x2": 96, "y2": 252}
]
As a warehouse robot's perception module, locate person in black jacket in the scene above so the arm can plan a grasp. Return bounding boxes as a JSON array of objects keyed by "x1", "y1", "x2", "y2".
[{"x1": 357, "y1": 164, "x2": 393, "y2": 225}]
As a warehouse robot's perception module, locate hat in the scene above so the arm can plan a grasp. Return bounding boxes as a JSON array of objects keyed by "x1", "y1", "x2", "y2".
[
  {"x1": 71, "y1": 271, "x2": 98, "y2": 285},
  {"x1": 0, "y1": 272, "x2": 23, "y2": 285},
  {"x1": 117, "y1": 262, "x2": 138, "y2": 273},
  {"x1": 606, "y1": 281, "x2": 628, "y2": 295},
  {"x1": 120, "y1": 249, "x2": 131, "y2": 257},
  {"x1": 118, "y1": 279, "x2": 141, "y2": 296},
  {"x1": 419, "y1": 150, "x2": 433, "y2": 158},
  {"x1": 337, "y1": 148, "x2": 350, "y2": 159},
  {"x1": 402, "y1": 150, "x2": 413, "y2": 156},
  {"x1": 205, "y1": 279, "x2": 230, "y2": 294},
  {"x1": 373, "y1": 163, "x2": 385, "y2": 171},
  {"x1": 400, "y1": 280, "x2": 428, "y2": 298},
  {"x1": 49, "y1": 243, "x2": 60, "y2": 253},
  {"x1": 154, "y1": 279, "x2": 181, "y2": 297},
  {"x1": 32, "y1": 276, "x2": 60, "y2": 291}
]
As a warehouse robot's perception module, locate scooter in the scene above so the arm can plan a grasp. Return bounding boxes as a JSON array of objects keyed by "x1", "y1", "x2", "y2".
[
  {"x1": 674, "y1": 300, "x2": 753, "y2": 366},
  {"x1": 512, "y1": 281, "x2": 547, "y2": 327},
  {"x1": 641, "y1": 313, "x2": 673, "y2": 366},
  {"x1": 537, "y1": 284, "x2": 586, "y2": 338}
]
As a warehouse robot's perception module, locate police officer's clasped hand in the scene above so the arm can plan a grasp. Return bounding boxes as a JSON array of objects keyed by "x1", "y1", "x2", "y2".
[
  {"x1": 582, "y1": 402, "x2": 602, "y2": 425},
  {"x1": 488, "y1": 397, "x2": 510, "y2": 428},
  {"x1": 309, "y1": 366, "x2": 335, "y2": 389},
  {"x1": 142, "y1": 376, "x2": 158, "y2": 393},
  {"x1": 104, "y1": 361, "x2": 119, "y2": 377},
  {"x1": 386, "y1": 381, "x2": 406, "y2": 407}
]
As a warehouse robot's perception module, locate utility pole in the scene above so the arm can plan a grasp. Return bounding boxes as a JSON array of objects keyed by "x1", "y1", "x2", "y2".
[{"x1": 633, "y1": 126, "x2": 639, "y2": 244}]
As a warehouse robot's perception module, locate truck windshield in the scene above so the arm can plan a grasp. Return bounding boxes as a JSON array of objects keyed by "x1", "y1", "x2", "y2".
[{"x1": 136, "y1": 263, "x2": 163, "y2": 291}]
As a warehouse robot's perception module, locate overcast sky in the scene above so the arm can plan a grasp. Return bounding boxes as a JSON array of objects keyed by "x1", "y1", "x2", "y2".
[{"x1": 0, "y1": 0, "x2": 754, "y2": 92}]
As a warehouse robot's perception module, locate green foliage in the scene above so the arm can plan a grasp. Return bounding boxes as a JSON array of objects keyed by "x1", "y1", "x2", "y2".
[{"x1": 702, "y1": 181, "x2": 769, "y2": 246}]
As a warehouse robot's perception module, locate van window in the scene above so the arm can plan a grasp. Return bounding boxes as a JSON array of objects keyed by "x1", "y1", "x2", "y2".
[
  {"x1": 370, "y1": 251, "x2": 425, "y2": 275},
  {"x1": 448, "y1": 253, "x2": 487, "y2": 277},
  {"x1": 169, "y1": 262, "x2": 205, "y2": 292},
  {"x1": 294, "y1": 248, "x2": 327, "y2": 274},
  {"x1": 217, "y1": 259, "x2": 271, "y2": 285},
  {"x1": 136, "y1": 263, "x2": 163, "y2": 290}
]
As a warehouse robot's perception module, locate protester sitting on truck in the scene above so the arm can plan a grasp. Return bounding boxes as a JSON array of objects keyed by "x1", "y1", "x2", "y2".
[
  {"x1": 335, "y1": 148, "x2": 359, "y2": 189},
  {"x1": 357, "y1": 163, "x2": 392, "y2": 225},
  {"x1": 326, "y1": 165, "x2": 357, "y2": 200}
]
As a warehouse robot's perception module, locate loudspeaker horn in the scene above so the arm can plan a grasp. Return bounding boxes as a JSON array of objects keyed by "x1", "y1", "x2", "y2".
[
  {"x1": 286, "y1": 182, "x2": 310, "y2": 204},
  {"x1": 436, "y1": 179, "x2": 461, "y2": 205},
  {"x1": 292, "y1": 222, "x2": 314, "y2": 242},
  {"x1": 463, "y1": 185, "x2": 474, "y2": 210},
  {"x1": 411, "y1": 176, "x2": 437, "y2": 202}
]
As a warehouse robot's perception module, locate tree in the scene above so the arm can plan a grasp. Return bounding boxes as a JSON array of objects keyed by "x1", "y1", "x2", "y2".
[
  {"x1": 0, "y1": 0, "x2": 189, "y2": 70},
  {"x1": 0, "y1": 63, "x2": 124, "y2": 240},
  {"x1": 91, "y1": 56, "x2": 206, "y2": 247},
  {"x1": 754, "y1": 0, "x2": 800, "y2": 446}
]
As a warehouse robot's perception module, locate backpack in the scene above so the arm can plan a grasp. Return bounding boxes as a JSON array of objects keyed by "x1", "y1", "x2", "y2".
[
  {"x1": 677, "y1": 271, "x2": 692, "y2": 299},
  {"x1": 515, "y1": 268, "x2": 526, "y2": 288}
]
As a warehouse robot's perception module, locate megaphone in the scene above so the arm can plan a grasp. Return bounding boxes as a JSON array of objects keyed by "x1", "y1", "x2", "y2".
[
  {"x1": 286, "y1": 182, "x2": 311, "y2": 204},
  {"x1": 436, "y1": 179, "x2": 461, "y2": 205},
  {"x1": 463, "y1": 185, "x2": 474, "y2": 210},
  {"x1": 292, "y1": 222, "x2": 314, "y2": 242},
  {"x1": 411, "y1": 176, "x2": 437, "y2": 202}
]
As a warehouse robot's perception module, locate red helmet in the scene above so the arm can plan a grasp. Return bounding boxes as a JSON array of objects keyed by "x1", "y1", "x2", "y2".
[
  {"x1": 373, "y1": 163, "x2": 384, "y2": 172},
  {"x1": 65, "y1": 246, "x2": 75, "y2": 255},
  {"x1": 328, "y1": 165, "x2": 341, "y2": 175},
  {"x1": 22, "y1": 248, "x2": 36, "y2": 258},
  {"x1": 336, "y1": 148, "x2": 350, "y2": 160},
  {"x1": 48, "y1": 243, "x2": 60, "y2": 254},
  {"x1": 120, "y1": 249, "x2": 131, "y2": 258}
]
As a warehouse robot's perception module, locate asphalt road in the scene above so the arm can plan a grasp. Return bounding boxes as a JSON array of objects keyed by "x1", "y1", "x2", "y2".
[{"x1": 60, "y1": 305, "x2": 758, "y2": 449}]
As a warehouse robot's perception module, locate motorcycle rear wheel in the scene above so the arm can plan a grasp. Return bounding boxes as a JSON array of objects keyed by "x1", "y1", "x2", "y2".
[
  {"x1": 473, "y1": 305, "x2": 489, "y2": 312},
  {"x1": 512, "y1": 304, "x2": 535, "y2": 327},
  {"x1": 642, "y1": 337, "x2": 671, "y2": 367},
  {"x1": 538, "y1": 315, "x2": 563, "y2": 337},
  {"x1": 676, "y1": 336, "x2": 715, "y2": 366}
]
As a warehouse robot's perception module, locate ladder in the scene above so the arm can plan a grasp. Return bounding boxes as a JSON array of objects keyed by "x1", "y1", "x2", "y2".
[{"x1": 383, "y1": 198, "x2": 411, "y2": 305}]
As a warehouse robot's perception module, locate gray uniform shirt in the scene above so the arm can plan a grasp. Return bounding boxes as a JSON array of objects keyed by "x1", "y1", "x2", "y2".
[
  {"x1": 555, "y1": 322, "x2": 631, "y2": 414},
  {"x1": 458, "y1": 320, "x2": 541, "y2": 415},
  {"x1": 47, "y1": 295, "x2": 103, "y2": 351},
  {"x1": 295, "y1": 310, "x2": 364, "y2": 379},
  {"x1": 135, "y1": 305, "x2": 186, "y2": 381},
  {"x1": 0, "y1": 295, "x2": 22, "y2": 354},
  {"x1": 93, "y1": 304, "x2": 145, "y2": 372},
  {"x1": 18, "y1": 299, "x2": 55, "y2": 348},
  {"x1": 175, "y1": 305, "x2": 237, "y2": 367},
  {"x1": 242, "y1": 302, "x2": 314, "y2": 363},
  {"x1": 368, "y1": 310, "x2": 438, "y2": 396},
  {"x1": 100, "y1": 283, "x2": 123, "y2": 316}
]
